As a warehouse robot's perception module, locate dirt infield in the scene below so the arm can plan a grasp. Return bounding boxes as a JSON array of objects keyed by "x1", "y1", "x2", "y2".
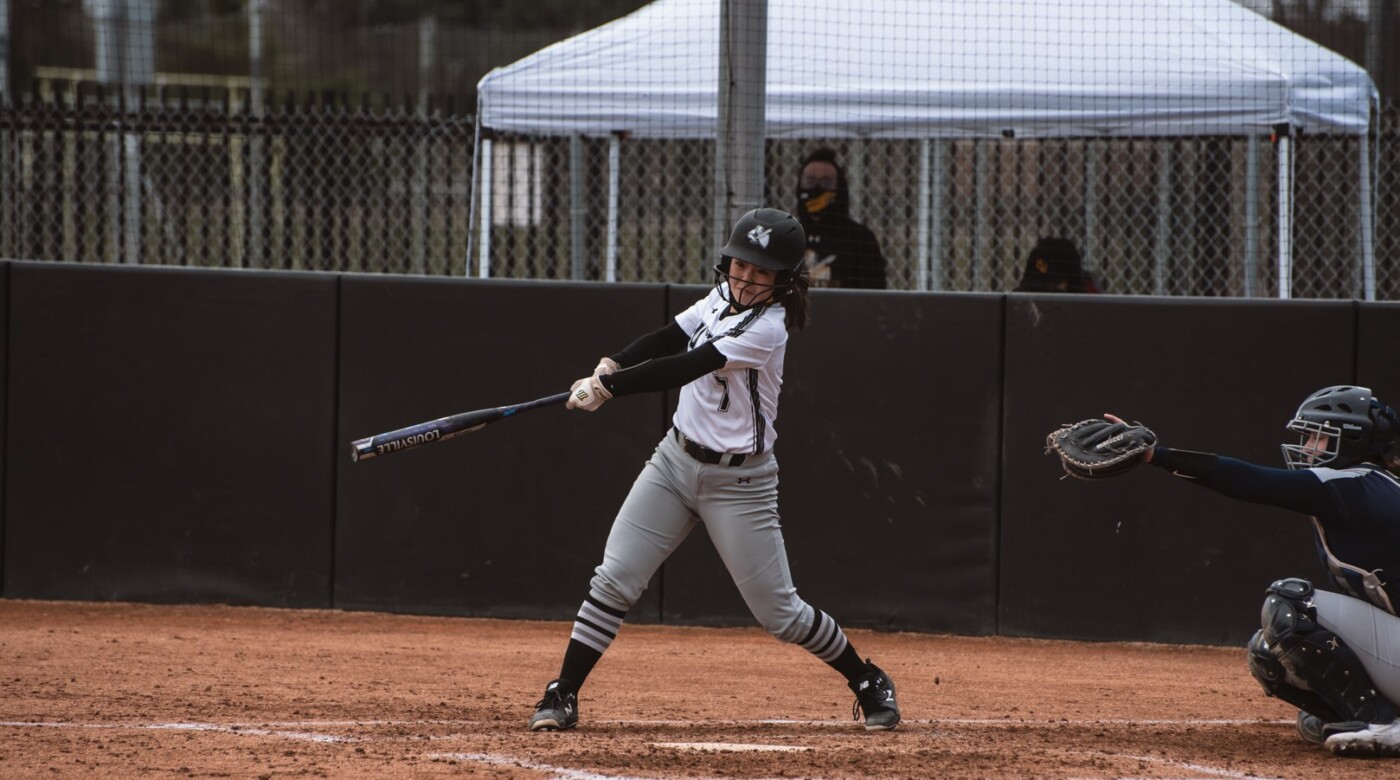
[{"x1": 0, "y1": 599, "x2": 1381, "y2": 779}]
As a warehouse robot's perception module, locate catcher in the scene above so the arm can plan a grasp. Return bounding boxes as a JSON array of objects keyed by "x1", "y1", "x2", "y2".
[{"x1": 1047, "y1": 386, "x2": 1400, "y2": 756}]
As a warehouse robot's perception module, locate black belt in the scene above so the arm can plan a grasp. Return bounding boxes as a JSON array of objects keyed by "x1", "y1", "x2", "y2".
[{"x1": 673, "y1": 428, "x2": 747, "y2": 467}]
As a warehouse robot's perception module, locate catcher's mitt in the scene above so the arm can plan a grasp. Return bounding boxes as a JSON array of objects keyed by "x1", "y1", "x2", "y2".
[{"x1": 1045, "y1": 418, "x2": 1157, "y2": 480}]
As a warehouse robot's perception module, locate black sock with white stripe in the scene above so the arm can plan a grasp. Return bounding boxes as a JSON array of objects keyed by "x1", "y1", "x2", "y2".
[
  {"x1": 830, "y1": 642, "x2": 870, "y2": 682},
  {"x1": 800, "y1": 610, "x2": 867, "y2": 681},
  {"x1": 557, "y1": 596, "x2": 627, "y2": 691}
]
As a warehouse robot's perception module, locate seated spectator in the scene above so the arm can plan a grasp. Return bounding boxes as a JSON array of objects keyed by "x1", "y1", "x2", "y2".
[
  {"x1": 795, "y1": 148, "x2": 888, "y2": 289},
  {"x1": 1013, "y1": 237, "x2": 1100, "y2": 293}
]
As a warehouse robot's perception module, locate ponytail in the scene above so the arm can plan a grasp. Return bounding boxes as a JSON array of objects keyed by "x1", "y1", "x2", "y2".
[{"x1": 783, "y1": 269, "x2": 811, "y2": 332}]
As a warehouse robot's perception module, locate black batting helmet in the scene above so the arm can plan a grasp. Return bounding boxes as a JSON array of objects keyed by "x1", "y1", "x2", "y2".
[
  {"x1": 1282, "y1": 385, "x2": 1399, "y2": 469},
  {"x1": 719, "y1": 208, "x2": 806, "y2": 273}
]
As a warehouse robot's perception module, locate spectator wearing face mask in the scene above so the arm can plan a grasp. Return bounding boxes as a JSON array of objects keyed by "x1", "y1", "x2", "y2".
[
  {"x1": 1012, "y1": 237, "x2": 1101, "y2": 294},
  {"x1": 794, "y1": 148, "x2": 888, "y2": 290}
]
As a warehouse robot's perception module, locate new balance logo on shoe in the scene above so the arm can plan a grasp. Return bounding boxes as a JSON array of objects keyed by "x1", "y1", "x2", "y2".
[
  {"x1": 529, "y1": 680, "x2": 579, "y2": 732},
  {"x1": 849, "y1": 660, "x2": 901, "y2": 732}
]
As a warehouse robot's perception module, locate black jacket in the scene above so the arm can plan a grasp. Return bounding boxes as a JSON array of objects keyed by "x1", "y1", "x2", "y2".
[{"x1": 801, "y1": 215, "x2": 887, "y2": 290}]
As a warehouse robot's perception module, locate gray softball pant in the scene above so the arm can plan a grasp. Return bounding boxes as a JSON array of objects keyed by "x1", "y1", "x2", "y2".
[
  {"x1": 588, "y1": 430, "x2": 817, "y2": 644},
  {"x1": 1315, "y1": 590, "x2": 1400, "y2": 707}
]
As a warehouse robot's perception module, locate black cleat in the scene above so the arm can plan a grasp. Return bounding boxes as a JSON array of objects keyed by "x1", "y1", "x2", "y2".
[
  {"x1": 1296, "y1": 711, "x2": 1327, "y2": 745},
  {"x1": 1297, "y1": 711, "x2": 1366, "y2": 747},
  {"x1": 849, "y1": 660, "x2": 900, "y2": 731},
  {"x1": 528, "y1": 679, "x2": 579, "y2": 732}
]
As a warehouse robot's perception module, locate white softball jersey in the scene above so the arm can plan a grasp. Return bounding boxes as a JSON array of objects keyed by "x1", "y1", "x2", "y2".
[{"x1": 671, "y1": 286, "x2": 787, "y2": 455}]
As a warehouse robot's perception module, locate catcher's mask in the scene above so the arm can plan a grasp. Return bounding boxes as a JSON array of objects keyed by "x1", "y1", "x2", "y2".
[
  {"x1": 714, "y1": 208, "x2": 806, "y2": 309},
  {"x1": 1282, "y1": 385, "x2": 1399, "y2": 470}
]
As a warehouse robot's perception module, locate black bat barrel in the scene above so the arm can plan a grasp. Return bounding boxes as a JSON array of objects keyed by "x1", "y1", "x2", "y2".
[{"x1": 350, "y1": 391, "x2": 570, "y2": 462}]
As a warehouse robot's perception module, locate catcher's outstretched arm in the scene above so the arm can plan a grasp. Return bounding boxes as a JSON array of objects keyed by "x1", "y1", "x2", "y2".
[{"x1": 1150, "y1": 448, "x2": 1333, "y2": 516}]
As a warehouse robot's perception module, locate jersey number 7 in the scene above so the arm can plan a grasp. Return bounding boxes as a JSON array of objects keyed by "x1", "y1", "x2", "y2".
[{"x1": 714, "y1": 375, "x2": 731, "y2": 412}]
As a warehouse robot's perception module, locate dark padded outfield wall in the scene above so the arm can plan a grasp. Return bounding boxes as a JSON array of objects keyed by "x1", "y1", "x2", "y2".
[
  {"x1": 4, "y1": 263, "x2": 339, "y2": 606},
  {"x1": 661, "y1": 288, "x2": 1005, "y2": 635},
  {"x1": 0, "y1": 262, "x2": 8, "y2": 595},
  {"x1": 1357, "y1": 303, "x2": 1400, "y2": 414},
  {"x1": 1000, "y1": 295, "x2": 1352, "y2": 644},
  {"x1": 336, "y1": 277, "x2": 668, "y2": 622}
]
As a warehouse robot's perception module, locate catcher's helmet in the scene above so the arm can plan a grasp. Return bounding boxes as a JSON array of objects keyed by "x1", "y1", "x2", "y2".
[
  {"x1": 719, "y1": 208, "x2": 806, "y2": 273},
  {"x1": 1282, "y1": 385, "x2": 1399, "y2": 469}
]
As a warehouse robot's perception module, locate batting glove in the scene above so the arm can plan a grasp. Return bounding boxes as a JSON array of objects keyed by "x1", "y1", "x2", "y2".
[
  {"x1": 567, "y1": 375, "x2": 612, "y2": 412},
  {"x1": 593, "y1": 357, "x2": 620, "y2": 378}
]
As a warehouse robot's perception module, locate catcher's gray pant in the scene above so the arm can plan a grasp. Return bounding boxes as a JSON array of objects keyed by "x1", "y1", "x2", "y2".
[
  {"x1": 588, "y1": 431, "x2": 817, "y2": 644},
  {"x1": 1315, "y1": 590, "x2": 1400, "y2": 707}
]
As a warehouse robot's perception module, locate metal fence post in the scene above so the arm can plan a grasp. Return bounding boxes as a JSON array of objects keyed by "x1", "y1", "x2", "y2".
[
  {"x1": 1084, "y1": 140, "x2": 1098, "y2": 279},
  {"x1": 1360, "y1": 129, "x2": 1377, "y2": 301},
  {"x1": 1244, "y1": 136, "x2": 1260, "y2": 298},
  {"x1": 713, "y1": 0, "x2": 767, "y2": 255},
  {"x1": 606, "y1": 133, "x2": 620, "y2": 283},
  {"x1": 917, "y1": 140, "x2": 930, "y2": 291},
  {"x1": 973, "y1": 140, "x2": 989, "y2": 291},
  {"x1": 1277, "y1": 130, "x2": 1293, "y2": 299},
  {"x1": 569, "y1": 135, "x2": 585, "y2": 280},
  {"x1": 248, "y1": 0, "x2": 265, "y2": 269},
  {"x1": 412, "y1": 15, "x2": 435, "y2": 275},
  {"x1": 1153, "y1": 145, "x2": 1171, "y2": 295},
  {"x1": 929, "y1": 140, "x2": 948, "y2": 293}
]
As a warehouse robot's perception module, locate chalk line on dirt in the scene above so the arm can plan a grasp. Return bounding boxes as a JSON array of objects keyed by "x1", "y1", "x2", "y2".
[{"x1": 1, "y1": 718, "x2": 1288, "y2": 780}]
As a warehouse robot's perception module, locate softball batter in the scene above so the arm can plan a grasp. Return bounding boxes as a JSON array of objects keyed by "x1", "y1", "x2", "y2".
[{"x1": 527, "y1": 207, "x2": 900, "y2": 733}]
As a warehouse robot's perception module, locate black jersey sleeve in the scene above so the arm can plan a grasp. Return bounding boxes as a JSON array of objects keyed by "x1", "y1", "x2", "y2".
[
  {"x1": 1151, "y1": 446, "x2": 1334, "y2": 517},
  {"x1": 610, "y1": 321, "x2": 689, "y2": 368},
  {"x1": 598, "y1": 343, "x2": 726, "y2": 397},
  {"x1": 856, "y1": 226, "x2": 889, "y2": 290}
]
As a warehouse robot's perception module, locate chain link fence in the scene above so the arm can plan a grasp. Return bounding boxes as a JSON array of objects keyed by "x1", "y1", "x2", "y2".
[
  {"x1": 482, "y1": 120, "x2": 1398, "y2": 298},
  {"x1": 0, "y1": 84, "x2": 475, "y2": 275},
  {"x1": 2, "y1": 89, "x2": 1396, "y2": 297}
]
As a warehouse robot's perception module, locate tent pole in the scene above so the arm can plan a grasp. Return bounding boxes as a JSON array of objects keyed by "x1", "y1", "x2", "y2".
[
  {"x1": 1244, "y1": 136, "x2": 1260, "y2": 298},
  {"x1": 466, "y1": 111, "x2": 481, "y2": 276},
  {"x1": 917, "y1": 140, "x2": 930, "y2": 291},
  {"x1": 1277, "y1": 131, "x2": 1292, "y2": 299},
  {"x1": 570, "y1": 135, "x2": 585, "y2": 280},
  {"x1": 478, "y1": 138, "x2": 493, "y2": 278},
  {"x1": 1359, "y1": 130, "x2": 1376, "y2": 301},
  {"x1": 929, "y1": 140, "x2": 947, "y2": 293},
  {"x1": 1153, "y1": 145, "x2": 1171, "y2": 295},
  {"x1": 606, "y1": 133, "x2": 621, "y2": 282}
]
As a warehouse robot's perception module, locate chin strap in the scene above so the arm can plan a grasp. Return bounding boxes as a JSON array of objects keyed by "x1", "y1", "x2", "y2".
[{"x1": 726, "y1": 299, "x2": 771, "y2": 317}]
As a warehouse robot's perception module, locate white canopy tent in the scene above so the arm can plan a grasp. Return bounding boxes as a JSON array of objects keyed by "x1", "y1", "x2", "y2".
[{"x1": 474, "y1": 0, "x2": 1379, "y2": 295}]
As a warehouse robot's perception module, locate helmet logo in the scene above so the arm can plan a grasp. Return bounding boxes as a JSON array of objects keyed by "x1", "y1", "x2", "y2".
[{"x1": 746, "y1": 225, "x2": 772, "y2": 248}]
